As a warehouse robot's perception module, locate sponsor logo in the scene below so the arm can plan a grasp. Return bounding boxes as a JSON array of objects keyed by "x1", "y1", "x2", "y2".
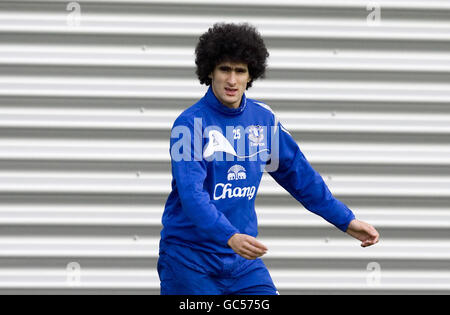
[
  {"x1": 213, "y1": 183, "x2": 256, "y2": 201},
  {"x1": 227, "y1": 165, "x2": 246, "y2": 181},
  {"x1": 213, "y1": 164, "x2": 255, "y2": 200}
]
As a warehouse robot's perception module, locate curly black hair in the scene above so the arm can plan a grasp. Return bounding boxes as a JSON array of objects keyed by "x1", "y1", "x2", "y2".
[{"x1": 195, "y1": 23, "x2": 269, "y2": 89}]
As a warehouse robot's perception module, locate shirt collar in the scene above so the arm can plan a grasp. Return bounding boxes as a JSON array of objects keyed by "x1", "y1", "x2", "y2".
[{"x1": 204, "y1": 85, "x2": 247, "y2": 116}]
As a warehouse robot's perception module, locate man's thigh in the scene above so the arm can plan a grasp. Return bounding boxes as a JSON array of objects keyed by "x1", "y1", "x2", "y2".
[
  {"x1": 227, "y1": 259, "x2": 278, "y2": 295},
  {"x1": 158, "y1": 253, "x2": 223, "y2": 295}
]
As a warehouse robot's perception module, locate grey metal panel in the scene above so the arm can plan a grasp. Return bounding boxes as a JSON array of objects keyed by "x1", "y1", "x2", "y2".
[{"x1": 0, "y1": 0, "x2": 449, "y2": 294}]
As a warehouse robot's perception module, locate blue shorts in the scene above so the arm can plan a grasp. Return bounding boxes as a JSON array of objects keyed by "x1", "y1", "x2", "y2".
[{"x1": 157, "y1": 241, "x2": 278, "y2": 295}]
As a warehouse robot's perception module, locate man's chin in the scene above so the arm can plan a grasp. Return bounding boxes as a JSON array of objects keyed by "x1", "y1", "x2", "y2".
[{"x1": 219, "y1": 96, "x2": 238, "y2": 107}]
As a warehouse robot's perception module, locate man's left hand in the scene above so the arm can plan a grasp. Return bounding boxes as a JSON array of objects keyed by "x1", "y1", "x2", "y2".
[{"x1": 346, "y1": 219, "x2": 379, "y2": 247}]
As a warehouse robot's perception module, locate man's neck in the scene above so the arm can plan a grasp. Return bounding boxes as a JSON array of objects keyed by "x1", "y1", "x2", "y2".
[
  {"x1": 222, "y1": 100, "x2": 241, "y2": 109},
  {"x1": 211, "y1": 86, "x2": 242, "y2": 109}
]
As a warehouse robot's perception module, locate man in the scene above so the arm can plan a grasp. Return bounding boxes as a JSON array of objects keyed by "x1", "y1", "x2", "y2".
[{"x1": 158, "y1": 22, "x2": 379, "y2": 295}]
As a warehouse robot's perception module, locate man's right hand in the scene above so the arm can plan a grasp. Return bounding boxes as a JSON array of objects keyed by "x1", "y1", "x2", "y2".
[{"x1": 227, "y1": 233, "x2": 268, "y2": 260}]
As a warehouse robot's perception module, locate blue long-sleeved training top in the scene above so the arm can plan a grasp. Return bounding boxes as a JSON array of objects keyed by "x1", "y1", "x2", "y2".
[{"x1": 160, "y1": 86, "x2": 355, "y2": 254}]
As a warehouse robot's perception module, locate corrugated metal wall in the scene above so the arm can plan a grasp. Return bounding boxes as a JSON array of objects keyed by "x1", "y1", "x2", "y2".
[{"x1": 0, "y1": 0, "x2": 449, "y2": 294}]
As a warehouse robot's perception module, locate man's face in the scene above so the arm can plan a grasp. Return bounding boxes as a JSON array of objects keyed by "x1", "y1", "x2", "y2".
[{"x1": 209, "y1": 61, "x2": 251, "y2": 109}]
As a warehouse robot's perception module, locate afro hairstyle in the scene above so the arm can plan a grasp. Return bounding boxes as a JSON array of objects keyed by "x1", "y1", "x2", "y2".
[{"x1": 195, "y1": 22, "x2": 269, "y2": 89}]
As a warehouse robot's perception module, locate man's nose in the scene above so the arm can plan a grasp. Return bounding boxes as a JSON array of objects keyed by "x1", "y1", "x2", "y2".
[{"x1": 227, "y1": 71, "x2": 237, "y2": 85}]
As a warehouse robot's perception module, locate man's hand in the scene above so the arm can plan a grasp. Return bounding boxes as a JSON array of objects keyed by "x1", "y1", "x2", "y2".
[
  {"x1": 346, "y1": 219, "x2": 379, "y2": 247},
  {"x1": 227, "y1": 233, "x2": 268, "y2": 260}
]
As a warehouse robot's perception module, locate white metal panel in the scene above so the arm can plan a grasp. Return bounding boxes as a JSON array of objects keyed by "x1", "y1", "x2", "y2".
[{"x1": 0, "y1": 0, "x2": 449, "y2": 294}]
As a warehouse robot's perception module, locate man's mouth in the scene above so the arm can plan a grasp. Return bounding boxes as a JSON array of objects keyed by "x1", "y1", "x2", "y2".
[{"x1": 225, "y1": 87, "x2": 238, "y2": 96}]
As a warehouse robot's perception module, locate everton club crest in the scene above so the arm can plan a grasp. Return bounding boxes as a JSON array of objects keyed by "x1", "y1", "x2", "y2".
[{"x1": 248, "y1": 125, "x2": 265, "y2": 147}]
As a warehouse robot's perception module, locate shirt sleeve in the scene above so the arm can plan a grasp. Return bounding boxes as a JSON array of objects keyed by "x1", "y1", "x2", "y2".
[
  {"x1": 267, "y1": 121, "x2": 355, "y2": 232},
  {"x1": 169, "y1": 116, "x2": 240, "y2": 246}
]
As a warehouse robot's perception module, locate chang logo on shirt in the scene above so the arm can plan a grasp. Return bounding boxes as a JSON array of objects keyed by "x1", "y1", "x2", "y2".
[
  {"x1": 227, "y1": 165, "x2": 246, "y2": 181},
  {"x1": 213, "y1": 164, "x2": 256, "y2": 201},
  {"x1": 213, "y1": 183, "x2": 256, "y2": 201}
]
